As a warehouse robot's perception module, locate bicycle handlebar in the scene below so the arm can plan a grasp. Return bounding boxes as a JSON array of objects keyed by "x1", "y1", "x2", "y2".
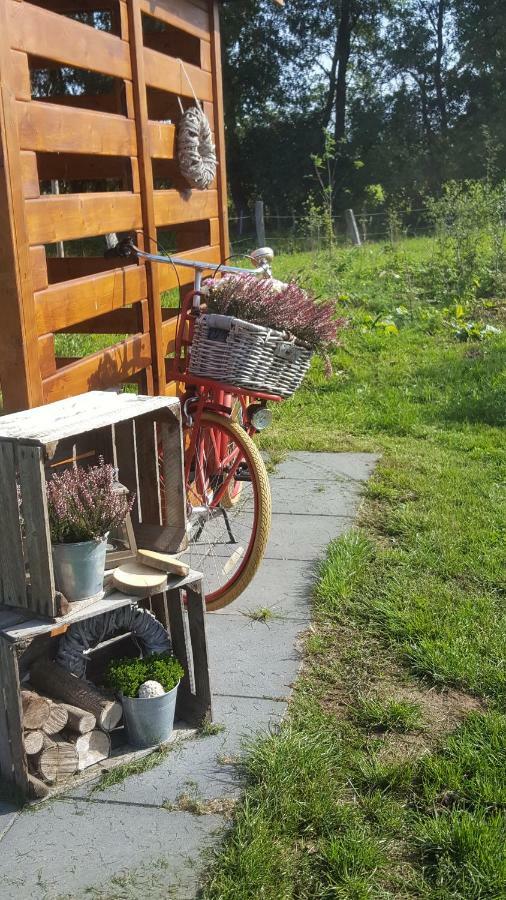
[{"x1": 133, "y1": 246, "x2": 274, "y2": 279}]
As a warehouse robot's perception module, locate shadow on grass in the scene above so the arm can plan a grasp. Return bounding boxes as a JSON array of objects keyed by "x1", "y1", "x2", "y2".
[{"x1": 422, "y1": 344, "x2": 506, "y2": 428}]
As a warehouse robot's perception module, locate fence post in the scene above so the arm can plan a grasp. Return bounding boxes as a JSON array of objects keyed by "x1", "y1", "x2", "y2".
[
  {"x1": 345, "y1": 209, "x2": 362, "y2": 246},
  {"x1": 255, "y1": 199, "x2": 266, "y2": 247}
]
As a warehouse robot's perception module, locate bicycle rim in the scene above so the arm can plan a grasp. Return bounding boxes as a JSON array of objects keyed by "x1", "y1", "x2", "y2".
[{"x1": 183, "y1": 411, "x2": 271, "y2": 611}]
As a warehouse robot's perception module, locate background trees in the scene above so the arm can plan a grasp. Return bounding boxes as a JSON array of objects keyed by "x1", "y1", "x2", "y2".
[{"x1": 220, "y1": 0, "x2": 506, "y2": 216}]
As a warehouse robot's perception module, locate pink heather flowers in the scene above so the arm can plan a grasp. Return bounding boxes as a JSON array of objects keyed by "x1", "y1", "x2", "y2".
[
  {"x1": 205, "y1": 275, "x2": 345, "y2": 350},
  {"x1": 46, "y1": 458, "x2": 134, "y2": 544}
]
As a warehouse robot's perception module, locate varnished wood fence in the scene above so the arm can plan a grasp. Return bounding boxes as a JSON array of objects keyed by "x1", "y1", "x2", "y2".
[{"x1": 0, "y1": 0, "x2": 228, "y2": 412}]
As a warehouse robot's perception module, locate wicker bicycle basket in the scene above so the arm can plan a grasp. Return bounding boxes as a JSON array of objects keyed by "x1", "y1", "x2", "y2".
[{"x1": 189, "y1": 314, "x2": 313, "y2": 398}]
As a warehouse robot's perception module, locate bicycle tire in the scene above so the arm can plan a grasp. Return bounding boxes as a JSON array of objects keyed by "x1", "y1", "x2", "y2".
[{"x1": 184, "y1": 411, "x2": 271, "y2": 611}]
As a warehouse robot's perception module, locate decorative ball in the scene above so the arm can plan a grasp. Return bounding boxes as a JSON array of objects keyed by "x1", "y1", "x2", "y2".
[{"x1": 138, "y1": 680, "x2": 165, "y2": 699}]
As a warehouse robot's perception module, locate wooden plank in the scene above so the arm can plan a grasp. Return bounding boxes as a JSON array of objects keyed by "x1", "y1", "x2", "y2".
[
  {"x1": 185, "y1": 580, "x2": 212, "y2": 724},
  {"x1": 148, "y1": 120, "x2": 176, "y2": 159},
  {"x1": 38, "y1": 333, "x2": 56, "y2": 378},
  {"x1": 200, "y1": 39, "x2": 212, "y2": 73},
  {"x1": 36, "y1": 152, "x2": 135, "y2": 184},
  {"x1": 58, "y1": 302, "x2": 148, "y2": 336},
  {"x1": 10, "y1": 49, "x2": 31, "y2": 101},
  {"x1": 143, "y1": 47, "x2": 212, "y2": 100},
  {"x1": 157, "y1": 407, "x2": 187, "y2": 548},
  {"x1": 8, "y1": 0, "x2": 132, "y2": 80},
  {"x1": 0, "y1": 392, "x2": 180, "y2": 444},
  {"x1": 16, "y1": 445, "x2": 56, "y2": 618},
  {"x1": 0, "y1": 638, "x2": 28, "y2": 793},
  {"x1": 30, "y1": 246, "x2": 48, "y2": 292},
  {"x1": 154, "y1": 189, "x2": 218, "y2": 228},
  {"x1": 209, "y1": 2, "x2": 230, "y2": 261},
  {"x1": 134, "y1": 415, "x2": 161, "y2": 525},
  {"x1": 165, "y1": 589, "x2": 191, "y2": 717},
  {"x1": 127, "y1": 0, "x2": 166, "y2": 395},
  {"x1": 42, "y1": 334, "x2": 152, "y2": 403},
  {"x1": 26, "y1": 192, "x2": 142, "y2": 245},
  {"x1": 157, "y1": 244, "x2": 221, "y2": 293},
  {"x1": 0, "y1": 6, "x2": 43, "y2": 411},
  {"x1": 114, "y1": 419, "x2": 140, "y2": 527},
  {"x1": 35, "y1": 265, "x2": 147, "y2": 334},
  {"x1": 20, "y1": 151, "x2": 39, "y2": 199},
  {"x1": 0, "y1": 442, "x2": 27, "y2": 610},
  {"x1": 139, "y1": 0, "x2": 209, "y2": 40},
  {"x1": 46, "y1": 256, "x2": 136, "y2": 282},
  {"x1": 17, "y1": 101, "x2": 137, "y2": 156}
]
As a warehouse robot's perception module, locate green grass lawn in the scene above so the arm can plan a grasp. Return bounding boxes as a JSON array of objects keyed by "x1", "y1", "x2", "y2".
[{"x1": 203, "y1": 239, "x2": 506, "y2": 899}]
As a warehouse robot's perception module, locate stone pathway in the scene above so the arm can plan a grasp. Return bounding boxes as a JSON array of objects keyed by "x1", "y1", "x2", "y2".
[{"x1": 0, "y1": 452, "x2": 377, "y2": 899}]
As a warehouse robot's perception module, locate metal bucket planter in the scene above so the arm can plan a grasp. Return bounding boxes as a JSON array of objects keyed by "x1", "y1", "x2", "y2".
[
  {"x1": 51, "y1": 534, "x2": 108, "y2": 602},
  {"x1": 121, "y1": 682, "x2": 180, "y2": 749}
]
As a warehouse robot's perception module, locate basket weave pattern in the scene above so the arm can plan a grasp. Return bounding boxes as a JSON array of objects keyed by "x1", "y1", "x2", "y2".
[{"x1": 189, "y1": 314, "x2": 312, "y2": 398}]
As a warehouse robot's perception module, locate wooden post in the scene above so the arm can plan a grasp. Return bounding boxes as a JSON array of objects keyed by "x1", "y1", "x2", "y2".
[
  {"x1": 0, "y1": 3, "x2": 44, "y2": 412},
  {"x1": 210, "y1": 1, "x2": 230, "y2": 263},
  {"x1": 126, "y1": 0, "x2": 166, "y2": 396},
  {"x1": 345, "y1": 208, "x2": 362, "y2": 246},
  {"x1": 50, "y1": 181, "x2": 65, "y2": 258},
  {"x1": 255, "y1": 200, "x2": 266, "y2": 247}
]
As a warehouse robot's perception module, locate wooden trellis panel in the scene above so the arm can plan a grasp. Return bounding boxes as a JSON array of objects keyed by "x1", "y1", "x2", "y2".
[{"x1": 0, "y1": 0, "x2": 229, "y2": 412}]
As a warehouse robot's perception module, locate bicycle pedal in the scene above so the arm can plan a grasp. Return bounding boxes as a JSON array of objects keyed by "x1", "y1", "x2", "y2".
[{"x1": 235, "y1": 465, "x2": 251, "y2": 482}]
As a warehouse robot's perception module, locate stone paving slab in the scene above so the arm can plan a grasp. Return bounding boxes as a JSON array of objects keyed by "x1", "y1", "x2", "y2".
[{"x1": 0, "y1": 452, "x2": 377, "y2": 900}]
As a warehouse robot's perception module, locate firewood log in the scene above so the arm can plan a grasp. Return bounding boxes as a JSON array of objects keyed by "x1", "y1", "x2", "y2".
[
  {"x1": 61, "y1": 703, "x2": 96, "y2": 735},
  {"x1": 28, "y1": 774, "x2": 50, "y2": 800},
  {"x1": 65, "y1": 729, "x2": 111, "y2": 771},
  {"x1": 23, "y1": 729, "x2": 44, "y2": 756},
  {"x1": 42, "y1": 703, "x2": 68, "y2": 736},
  {"x1": 21, "y1": 690, "x2": 51, "y2": 730},
  {"x1": 30, "y1": 660, "x2": 122, "y2": 732},
  {"x1": 31, "y1": 735, "x2": 78, "y2": 784}
]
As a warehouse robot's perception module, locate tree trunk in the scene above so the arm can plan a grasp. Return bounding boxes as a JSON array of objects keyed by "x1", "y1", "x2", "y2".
[
  {"x1": 61, "y1": 703, "x2": 96, "y2": 735},
  {"x1": 21, "y1": 690, "x2": 51, "y2": 730},
  {"x1": 30, "y1": 661, "x2": 122, "y2": 732},
  {"x1": 42, "y1": 703, "x2": 68, "y2": 736},
  {"x1": 24, "y1": 729, "x2": 44, "y2": 756},
  {"x1": 434, "y1": 0, "x2": 448, "y2": 133},
  {"x1": 31, "y1": 735, "x2": 78, "y2": 784},
  {"x1": 334, "y1": 0, "x2": 353, "y2": 147}
]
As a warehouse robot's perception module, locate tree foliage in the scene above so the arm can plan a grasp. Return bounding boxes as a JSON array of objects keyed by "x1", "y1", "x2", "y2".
[{"x1": 220, "y1": 0, "x2": 506, "y2": 214}]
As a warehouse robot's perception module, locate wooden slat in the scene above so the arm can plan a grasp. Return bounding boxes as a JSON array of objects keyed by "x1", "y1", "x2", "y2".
[
  {"x1": 17, "y1": 101, "x2": 137, "y2": 156},
  {"x1": 158, "y1": 243, "x2": 221, "y2": 294},
  {"x1": 17, "y1": 444, "x2": 56, "y2": 618},
  {"x1": 10, "y1": 49, "x2": 31, "y2": 101},
  {"x1": 20, "y1": 150, "x2": 39, "y2": 199},
  {"x1": 0, "y1": 442, "x2": 27, "y2": 610},
  {"x1": 139, "y1": 0, "x2": 209, "y2": 40},
  {"x1": 58, "y1": 303, "x2": 148, "y2": 335},
  {"x1": 8, "y1": 0, "x2": 132, "y2": 80},
  {"x1": 148, "y1": 120, "x2": 176, "y2": 159},
  {"x1": 114, "y1": 418, "x2": 140, "y2": 527},
  {"x1": 154, "y1": 189, "x2": 218, "y2": 228},
  {"x1": 158, "y1": 407, "x2": 186, "y2": 544},
  {"x1": 200, "y1": 39, "x2": 212, "y2": 73},
  {"x1": 0, "y1": 639, "x2": 28, "y2": 793},
  {"x1": 35, "y1": 264, "x2": 147, "y2": 333},
  {"x1": 185, "y1": 581, "x2": 212, "y2": 724},
  {"x1": 135, "y1": 415, "x2": 161, "y2": 525},
  {"x1": 42, "y1": 333, "x2": 152, "y2": 403},
  {"x1": 36, "y1": 152, "x2": 134, "y2": 183},
  {"x1": 46, "y1": 257, "x2": 136, "y2": 282},
  {"x1": 26, "y1": 192, "x2": 142, "y2": 244},
  {"x1": 38, "y1": 333, "x2": 56, "y2": 377},
  {"x1": 143, "y1": 48, "x2": 212, "y2": 100}
]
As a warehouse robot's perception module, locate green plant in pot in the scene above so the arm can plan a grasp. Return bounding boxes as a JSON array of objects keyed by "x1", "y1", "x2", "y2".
[
  {"x1": 47, "y1": 459, "x2": 134, "y2": 603},
  {"x1": 105, "y1": 653, "x2": 184, "y2": 748}
]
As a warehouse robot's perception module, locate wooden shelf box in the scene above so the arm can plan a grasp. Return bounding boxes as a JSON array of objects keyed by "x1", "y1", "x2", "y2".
[
  {"x1": 0, "y1": 572, "x2": 212, "y2": 800},
  {"x1": 0, "y1": 391, "x2": 187, "y2": 620}
]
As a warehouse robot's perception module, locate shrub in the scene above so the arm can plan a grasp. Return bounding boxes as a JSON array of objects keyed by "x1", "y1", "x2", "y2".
[
  {"x1": 46, "y1": 458, "x2": 134, "y2": 544},
  {"x1": 105, "y1": 653, "x2": 184, "y2": 698}
]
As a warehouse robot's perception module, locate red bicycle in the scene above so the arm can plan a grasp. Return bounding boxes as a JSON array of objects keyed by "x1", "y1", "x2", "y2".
[{"x1": 135, "y1": 246, "x2": 281, "y2": 611}]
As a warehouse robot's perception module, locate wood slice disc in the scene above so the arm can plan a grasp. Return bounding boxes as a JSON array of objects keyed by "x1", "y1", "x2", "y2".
[{"x1": 112, "y1": 561, "x2": 168, "y2": 596}]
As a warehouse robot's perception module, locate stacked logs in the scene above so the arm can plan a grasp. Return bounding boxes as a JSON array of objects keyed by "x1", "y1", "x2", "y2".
[{"x1": 23, "y1": 660, "x2": 123, "y2": 798}]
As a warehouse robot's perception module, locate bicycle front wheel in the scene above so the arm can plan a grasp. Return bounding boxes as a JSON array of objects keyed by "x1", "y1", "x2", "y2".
[{"x1": 183, "y1": 411, "x2": 271, "y2": 611}]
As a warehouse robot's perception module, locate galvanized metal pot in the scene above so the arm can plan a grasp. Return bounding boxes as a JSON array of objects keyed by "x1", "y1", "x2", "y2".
[
  {"x1": 121, "y1": 682, "x2": 180, "y2": 749},
  {"x1": 51, "y1": 534, "x2": 108, "y2": 602}
]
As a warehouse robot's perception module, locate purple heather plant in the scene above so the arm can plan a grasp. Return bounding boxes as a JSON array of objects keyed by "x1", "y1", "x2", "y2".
[
  {"x1": 204, "y1": 275, "x2": 345, "y2": 350},
  {"x1": 46, "y1": 458, "x2": 134, "y2": 544}
]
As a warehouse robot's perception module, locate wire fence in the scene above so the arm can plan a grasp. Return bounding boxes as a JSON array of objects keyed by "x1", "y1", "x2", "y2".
[{"x1": 228, "y1": 204, "x2": 435, "y2": 255}]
